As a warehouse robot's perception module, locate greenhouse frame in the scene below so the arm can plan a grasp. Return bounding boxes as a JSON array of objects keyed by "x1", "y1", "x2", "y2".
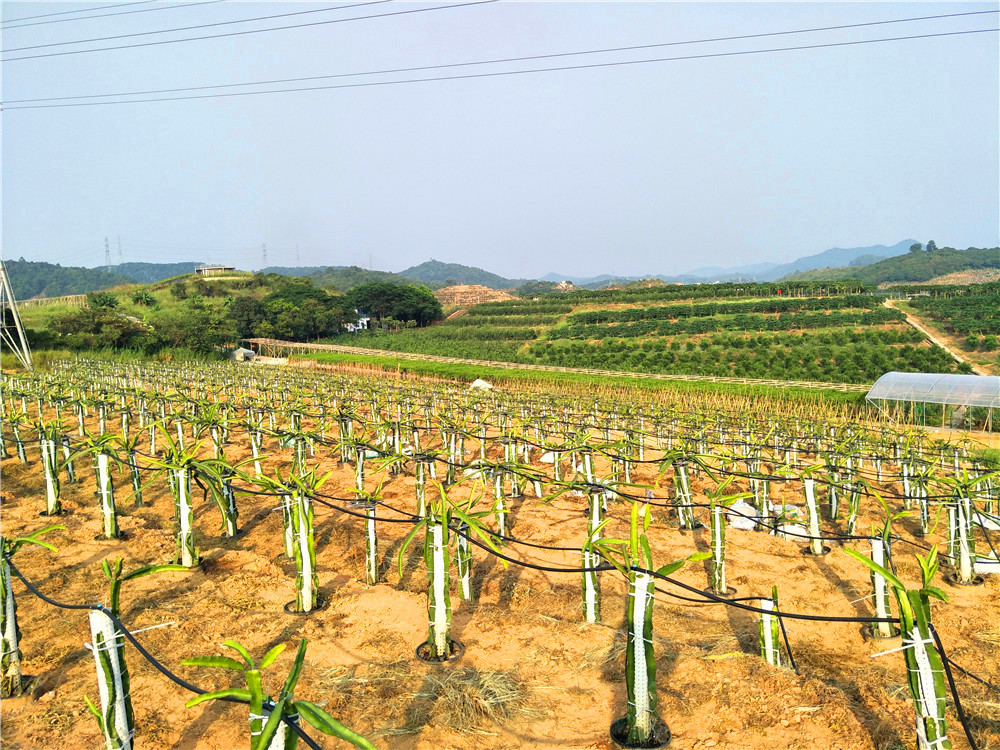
[{"x1": 866, "y1": 371, "x2": 1000, "y2": 433}]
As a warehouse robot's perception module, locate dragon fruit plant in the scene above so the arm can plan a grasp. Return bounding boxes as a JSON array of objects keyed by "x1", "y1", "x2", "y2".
[
  {"x1": 148, "y1": 429, "x2": 216, "y2": 567},
  {"x1": 939, "y1": 468, "x2": 996, "y2": 584},
  {"x1": 38, "y1": 421, "x2": 62, "y2": 516},
  {"x1": 845, "y1": 547, "x2": 950, "y2": 750},
  {"x1": 673, "y1": 459, "x2": 696, "y2": 530},
  {"x1": 7, "y1": 410, "x2": 29, "y2": 464},
  {"x1": 704, "y1": 475, "x2": 752, "y2": 595},
  {"x1": 590, "y1": 502, "x2": 708, "y2": 748},
  {"x1": 865, "y1": 489, "x2": 908, "y2": 638},
  {"x1": 800, "y1": 466, "x2": 827, "y2": 555},
  {"x1": 72, "y1": 434, "x2": 122, "y2": 540},
  {"x1": 85, "y1": 559, "x2": 186, "y2": 750},
  {"x1": 397, "y1": 483, "x2": 501, "y2": 660},
  {"x1": 183, "y1": 639, "x2": 375, "y2": 750},
  {"x1": 1, "y1": 525, "x2": 63, "y2": 697},
  {"x1": 254, "y1": 469, "x2": 330, "y2": 612},
  {"x1": 758, "y1": 585, "x2": 782, "y2": 667},
  {"x1": 201, "y1": 457, "x2": 256, "y2": 539},
  {"x1": 350, "y1": 473, "x2": 389, "y2": 587},
  {"x1": 111, "y1": 432, "x2": 148, "y2": 507}
]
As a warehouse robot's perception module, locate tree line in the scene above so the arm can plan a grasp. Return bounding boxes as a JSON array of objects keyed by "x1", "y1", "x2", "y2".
[{"x1": 26, "y1": 276, "x2": 442, "y2": 356}]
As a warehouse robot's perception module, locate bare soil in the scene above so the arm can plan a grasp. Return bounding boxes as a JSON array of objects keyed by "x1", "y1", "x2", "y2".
[{"x1": 2, "y1": 422, "x2": 998, "y2": 750}]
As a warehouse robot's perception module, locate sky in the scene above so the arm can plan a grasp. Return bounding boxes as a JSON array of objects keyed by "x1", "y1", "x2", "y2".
[{"x1": 2, "y1": 0, "x2": 998, "y2": 279}]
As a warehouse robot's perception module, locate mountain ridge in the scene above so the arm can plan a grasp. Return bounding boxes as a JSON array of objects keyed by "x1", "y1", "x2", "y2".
[{"x1": 541, "y1": 240, "x2": 919, "y2": 286}]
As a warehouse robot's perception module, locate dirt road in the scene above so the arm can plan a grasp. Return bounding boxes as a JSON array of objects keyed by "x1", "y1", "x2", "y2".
[{"x1": 884, "y1": 299, "x2": 990, "y2": 375}]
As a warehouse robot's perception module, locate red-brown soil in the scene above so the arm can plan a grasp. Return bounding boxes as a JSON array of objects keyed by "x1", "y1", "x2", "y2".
[{"x1": 1, "y1": 419, "x2": 998, "y2": 750}]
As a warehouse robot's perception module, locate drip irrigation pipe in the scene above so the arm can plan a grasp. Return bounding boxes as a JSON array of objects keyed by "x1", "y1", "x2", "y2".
[{"x1": 3, "y1": 557, "x2": 325, "y2": 750}]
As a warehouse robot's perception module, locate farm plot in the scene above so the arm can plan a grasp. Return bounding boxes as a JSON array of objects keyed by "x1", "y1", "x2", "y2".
[
  {"x1": 1, "y1": 361, "x2": 998, "y2": 750},
  {"x1": 324, "y1": 284, "x2": 959, "y2": 384}
]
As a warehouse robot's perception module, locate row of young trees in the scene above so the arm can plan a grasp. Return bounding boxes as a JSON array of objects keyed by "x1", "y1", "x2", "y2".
[
  {"x1": 525, "y1": 340, "x2": 958, "y2": 383},
  {"x1": 556, "y1": 308, "x2": 906, "y2": 339},
  {"x1": 568, "y1": 294, "x2": 882, "y2": 325},
  {"x1": 910, "y1": 291, "x2": 1000, "y2": 337}
]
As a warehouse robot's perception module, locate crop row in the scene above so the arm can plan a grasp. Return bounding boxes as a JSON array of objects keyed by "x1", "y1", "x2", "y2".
[
  {"x1": 567, "y1": 294, "x2": 883, "y2": 325},
  {"x1": 525, "y1": 340, "x2": 957, "y2": 383},
  {"x1": 909, "y1": 292, "x2": 1000, "y2": 336},
  {"x1": 551, "y1": 309, "x2": 906, "y2": 338},
  {"x1": 442, "y1": 313, "x2": 563, "y2": 327}
]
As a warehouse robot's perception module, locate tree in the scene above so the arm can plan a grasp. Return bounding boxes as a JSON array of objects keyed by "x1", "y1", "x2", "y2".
[
  {"x1": 925, "y1": 240, "x2": 937, "y2": 252},
  {"x1": 153, "y1": 306, "x2": 234, "y2": 354},
  {"x1": 346, "y1": 283, "x2": 443, "y2": 327},
  {"x1": 259, "y1": 279, "x2": 349, "y2": 340},
  {"x1": 86, "y1": 291, "x2": 118, "y2": 309},
  {"x1": 51, "y1": 307, "x2": 154, "y2": 351},
  {"x1": 131, "y1": 290, "x2": 156, "y2": 307},
  {"x1": 169, "y1": 281, "x2": 189, "y2": 300},
  {"x1": 908, "y1": 243, "x2": 923, "y2": 254},
  {"x1": 228, "y1": 296, "x2": 266, "y2": 339}
]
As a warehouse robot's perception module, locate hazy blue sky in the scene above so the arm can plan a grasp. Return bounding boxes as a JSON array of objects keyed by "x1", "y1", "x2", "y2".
[{"x1": 3, "y1": 1, "x2": 998, "y2": 278}]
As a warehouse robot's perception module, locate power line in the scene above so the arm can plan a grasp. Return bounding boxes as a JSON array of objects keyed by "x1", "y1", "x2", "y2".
[
  {"x1": 1, "y1": 1, "x2": 227, "y2": 31},
  {"x1": 3, "y1": 0, "x2": 389, "y2": 52},
  {"x1": 0, "y1": 0, "x2": 157, "y2": 25},
  {"x1": 6, "y1": 9, "x2": 996, "y2": 105},
  {"x1": 5, "y1": 26, "x2": 995, "y2": 110},
  {"x1": 1, "y1": 0, "x2": 498, "y2": 63}
]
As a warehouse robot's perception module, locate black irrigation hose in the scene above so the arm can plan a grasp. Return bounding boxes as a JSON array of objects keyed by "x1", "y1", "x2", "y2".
[
  {"x1": 2, "y1": 557, "x2": 325, "y2": 750},
  {"x1": 310, "y1": 494, "x2": 420, "y2": 524},
  {"x1": 444, "y1": 522, "x2": 900, "y2": 624},
  {"x1": 452, "y1": 526, "x2": 616, "y2": 574},
  {"x1": 930, "y1": 624, "x2": 981, "y2": 750},
  {"x1": 777, "y1": 609, "x2": 798, "y2": 674},
  {"x1": 942, "y1": 653, "x2": 1000, "y2": 695},
  {"x1": 650, "y1": 568, "x2": 900, "y2": 624},
  {"x1": 14, "y1": 421, "x2": 997, "y2": 565}
]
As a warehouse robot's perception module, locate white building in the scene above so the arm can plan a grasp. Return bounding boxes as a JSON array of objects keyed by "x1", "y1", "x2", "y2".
[{"x1": 196, "y1": 264, "x2": 236, "y2": 277}]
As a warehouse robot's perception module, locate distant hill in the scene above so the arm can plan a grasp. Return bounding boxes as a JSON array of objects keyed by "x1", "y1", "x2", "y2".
[
  {"x1": 543, "y1": 240, "x2": 918, "y2": 285},
  {"x1": 312, "y1": 266, "x2": 434, "y2": 292},
  {"x1": 780, "y1": 246, "x2": 1000, "y2": 284},
  {"x1": 758, "y1": 240, "x2": 916, "y2": 280},
  {"x1": 684, "y1": 261, "x2": 781, "y2": 278},
  {"x1": 400, "y1": 260, "x2": 527, "y2": 290},
  {"x1": 260, "y1": 265, "x2": 328, "y2": 277},
  {"x1": 98, "y1": 262, "x2": 202, "y2": 283},
  {"x1": 261, "y1": 265, "x2": 433, "y2": 291},
  {"x1": 5, "y1": 259, "x2": 128, "y2": 299}
]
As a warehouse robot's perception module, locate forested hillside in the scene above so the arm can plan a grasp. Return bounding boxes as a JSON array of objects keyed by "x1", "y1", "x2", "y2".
[
  {"x1": 5, "y1": 259, "x2": 128, "y2": 299},
  {"x1": 98, "y1": 262, "x2": 201, "y2": 283},
  {"x1": 400, "y1": 259, "x2": 527, "y2": 289},
  {"x1": 780, "y1": 246, "x2": 1000, "y2": 284}
]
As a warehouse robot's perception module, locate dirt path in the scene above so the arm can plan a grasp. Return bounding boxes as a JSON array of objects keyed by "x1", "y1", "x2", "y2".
[
  {"x1": 243, "y1": 337, "x2": 870, "y2": 393},
  {"x1": 884, "y1": 299, "x2": 991, "y2": 375}
]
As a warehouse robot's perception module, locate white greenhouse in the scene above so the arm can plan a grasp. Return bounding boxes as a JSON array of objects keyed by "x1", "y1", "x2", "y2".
[{"x1": 866, "y1": 371, "x2": 1000, "y2": 432}]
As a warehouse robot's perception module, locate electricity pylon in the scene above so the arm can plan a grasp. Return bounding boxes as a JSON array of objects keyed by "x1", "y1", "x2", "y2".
[{"x1": 0, "y1": 259, "x2": 32, "y2": 370}]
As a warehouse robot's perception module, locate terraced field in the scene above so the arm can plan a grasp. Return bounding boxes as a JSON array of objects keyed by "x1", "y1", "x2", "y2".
[{"x1": 325, "y1": 283, "x2": 960, "y2": 384}]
